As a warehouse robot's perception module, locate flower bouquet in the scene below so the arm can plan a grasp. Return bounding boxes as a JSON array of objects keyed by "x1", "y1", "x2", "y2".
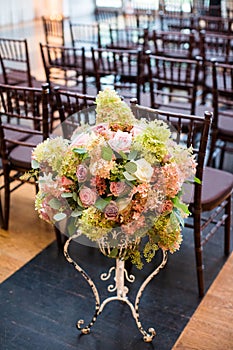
[{"x1": 30, "y1": 89, "x2": 196, "y2": 268}]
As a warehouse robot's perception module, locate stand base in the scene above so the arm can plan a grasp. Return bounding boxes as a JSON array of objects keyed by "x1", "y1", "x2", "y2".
[{"x1": 64, "y1": 234, "x2": 168, "y2": 342}]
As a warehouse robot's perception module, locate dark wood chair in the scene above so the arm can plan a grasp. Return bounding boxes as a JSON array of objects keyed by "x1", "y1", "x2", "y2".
[
  {"x1": 207, "y1": 60, "x2": 233, "y2": 169},
  {"x1": 95, "y1": 7, "x2": 119, "y2": 25},
  {"x1": 91, "y1": 47, "x2": 147, "y2": 104},
  {"x1": 0, "y1": 83, "x2": 50, "y2": 231},
  {"x1": 196, "y1": 15, "x2": 233, "y2": 35},
  {"x1": 158, "y1": 10, "x2": 195, "y2": 32},
  {"x1": 40, "y1": 43, "x2": 87, "y2": 90},
  {"x1": 192, "y1": 4, "x2": 222, "y2": 17},
  {"x1": 42, "y1": 15, "x2": 69, "y2": 46},
  {"x1": 0, "y1": 38, "x2": 44, "y2": 88},
  {"x1": 130, "y1": 99, "x2": 233, "y2": 298},
  {"x1": 122, "y1": 7, "x2": 157, "y2": 30},
  {"x1": 199, "y1": 31, "x2": 233, "y2": 104},
  {"x1": 69, "y1": 22, "x2": 102, "y2": 50},
  {"x1": 40, "y1": 42, "x2": 97, "y2": 131},
  {"x1": 150, "y1": 30, "x2": 197, "y2": 59},
  {"x1": 53, "y1": 87, "x2": 96, "y2": 138},
  {"x1": 107, "y1": 25, "x2": 149, "y2": 52},
  {"x1": 146, "y1": 53, "x2": 209, "y2": 116}
]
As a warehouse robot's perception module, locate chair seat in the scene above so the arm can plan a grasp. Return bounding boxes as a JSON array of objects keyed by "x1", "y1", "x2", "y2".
[
  {"x1": 4, "y1": 127, "x2": 32, "y2": 150},
  {"x1": 9, "y1": 135, "x2": 43, "y2": 169},
  {"x1": 184, "y1": 167, "x2": 233, "y2": 212},
  {"x1": 1, "y1": 70, "x2": 37, "y2": 85},
  {"x1": 218, "y1": 112, "x2": 233, "y2": 136}
]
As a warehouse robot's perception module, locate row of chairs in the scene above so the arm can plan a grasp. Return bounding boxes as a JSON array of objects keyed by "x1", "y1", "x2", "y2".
[
  {"x1": 0, "y1": 82, "x2": 232, "y2": 298},
  {"x1": 0, "y1": 35, "x2": 232, "y2": 169},
  {"x1": 42, "y1": 15, "x2": 233, "y2": 53},
  {"x1": 94, "y1": 5, "x2": 233, "y2": 34}
]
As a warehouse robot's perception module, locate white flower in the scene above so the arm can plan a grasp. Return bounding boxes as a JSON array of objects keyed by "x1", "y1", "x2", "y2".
[
  {"x1": 132, "y1": 158, "x2": 154, "y2": 182},
  {"x1": 108, "y1": 130, "x2": 132, "y2": 153}
]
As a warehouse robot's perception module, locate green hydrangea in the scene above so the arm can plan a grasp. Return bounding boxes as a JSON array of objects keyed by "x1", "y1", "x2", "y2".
[
  {"x1": 32, "y1": 137, "x2": 69, "y2": 172},
  {"x1": 95, "y1": 89, "x2": 136, "y2": 125},
  {"x1": 133, "y1": 120, "x2": 171, "y2": 163}
]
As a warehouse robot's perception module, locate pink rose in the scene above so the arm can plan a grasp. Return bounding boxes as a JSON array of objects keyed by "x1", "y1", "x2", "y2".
[
  {"x1": 79, "y1": 186, "x2": 97, "y2": 207},
  {"x1": 92, "y1": 123, "x2": 112, "y2": 138},
  {"x1": 76, "y1": 164, "x2": 88, "y2": 183},
  {"x1": 71, "y1": 132, "x2": 90, "y2": 147},
  {"x1": 104, "y1": 201, "x2": 119, "y2": 221},
  {"x1": 108, "y1": 130, "x2": 132, "y2": 153},
  {"x1": 110, "y1": 181, "x2": 128, "y2": 197}
]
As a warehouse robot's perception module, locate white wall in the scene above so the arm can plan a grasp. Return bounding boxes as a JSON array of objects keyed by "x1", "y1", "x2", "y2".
[
  {"x1": 0, "y1": 0, "x2": 95, "y2": 27},
  {"x1": 0, "y1": 0, "x2": 34, "y2": 26}
]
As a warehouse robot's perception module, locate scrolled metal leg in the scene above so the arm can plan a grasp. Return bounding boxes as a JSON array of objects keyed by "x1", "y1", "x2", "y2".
[
  {"x1": 130, "y1": 250, "x2": 168, "y2": 342},
  {"x1": 64, "y1": 233, "x2": 101, "y2": 334},
  {"x1": 64, "y1": 235, "x2": 168, "y2": 342}
]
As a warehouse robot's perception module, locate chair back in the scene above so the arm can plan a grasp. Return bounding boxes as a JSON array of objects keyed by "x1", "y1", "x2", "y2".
[
  {"x1": 39, "y1": 43, "x2": 87, "y2": 93},
  {"x1": 0, "y1": 83, "x2": 50, "y2": 170},
  {"x1": 95, "y1": 8, "x2": 119, "y2": 25},
  {"x1": 53, "y1": 87, "x2": 96, "y2": 138},
  {"x1": 199, "y1": 31, "x2": 233, "y2": 63},
  {"x1": 207, "y1": 60, "x2": 233, "y2": 167},
  {"x1": 91, "y1": 47, "x2": 145, "y2": 103},
  {"x1": 108, "y1": 25, "x2": 149, "y2": 52},
  {"x1": 0, "y1": 38, "x2": 34, "y2": 86},
  {"x1": 151, "y1": 30, "x2": 196, "y2": 59},
  {"x1": 147, "y1": 53, "x2": 202, "y2": 115},
  {"x1": 158, "y1": 10, "x2": 195, "y2": 32},
  {"x1": 196, "y1": 15, "x2": 233, "y2": 34},
  {"x1": 130, "y1": 99, "x2": 212, "y2": 208},
  {"x1": 42, "y1": 15, "x2": 67, "y2": 46},
  {"x1": 0, "y1": 83, "x2": 50, "y2": 229},
  {"x1": 69, "y1": 22, "x2": 101, "y2": 50}
]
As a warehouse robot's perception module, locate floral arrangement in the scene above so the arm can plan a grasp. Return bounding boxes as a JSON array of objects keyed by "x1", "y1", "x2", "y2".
[{"x1": 29, "y1": 89, "x2": 197, "y2": 268}]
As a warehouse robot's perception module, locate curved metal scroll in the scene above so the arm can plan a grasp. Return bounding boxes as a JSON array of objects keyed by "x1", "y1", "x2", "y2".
[
  {"x1": 64, "y1": 233, "x2": 168, "y2": 342},
  {"x1": 64, "y1": 232, "x2": 101, "y2": 334}
]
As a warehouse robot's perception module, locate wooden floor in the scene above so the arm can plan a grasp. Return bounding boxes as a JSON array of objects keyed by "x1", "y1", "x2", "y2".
[
  {"x1": 0, "y1": 184, "x2": 55, "y2": 283},
  {"x1": 173, "y1": 252, "x2": 233, "y2": 350}
]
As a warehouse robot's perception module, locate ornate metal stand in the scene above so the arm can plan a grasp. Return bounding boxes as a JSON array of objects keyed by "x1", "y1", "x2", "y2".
[{"x1": 64, "y1": 233, "x2": 168, "y2": 343}]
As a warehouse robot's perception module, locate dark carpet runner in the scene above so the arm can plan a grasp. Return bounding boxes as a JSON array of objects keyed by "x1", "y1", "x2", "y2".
[{"x1": 0, "y1": 227, "x2": 230, "y2": 350}]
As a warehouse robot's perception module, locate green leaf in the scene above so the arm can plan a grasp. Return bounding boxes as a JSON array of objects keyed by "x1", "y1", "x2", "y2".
[
  {"x1": 118, "y1": 151, "x2": 128, "y2": 159},
  {"x1": 171, "y1": 209, "x2": 184, "y2": 227},
  {"x1": 49, "y1": 198, "x2": 62, "y2": 210},
  {"x1": 127, "y1": 149, "x2": 138, "y2": 160},
  {"x1": 124, "y1": 161, "x2": 137, "y2": 174},
  {"x1": 73, "y1": 147, "x2": 87, "y2": 154},
  {"x1": 101, "y1": 146, "x2": 113, "y2": 161},
  {"x1": 71, "y1": 209, "x2": 83, "y2": 217},
  {"x1": 53, "y1": 212, "x2": 67, "y2": 221},
  {"x1": 73, "y1": 192, "x2": 78, "y2": 201},
  {"x1": 61, "y1": 192, "x2": 73, "y2": 198},
  {"x1": 172, "y1": 196, "x2": 190, "y2": 214},
  {"x1": 123, "y1": 171, "x2": 136, "y2": 181},
  {"x1": 95, "y1": 197, "x2": 112, "y2": 211},
  {"x1": 194, "y1": 176, "x2": 201, "y2": 184},
  {"x1": 31, "y1": 159, "x2": 39, "y2": 169}
]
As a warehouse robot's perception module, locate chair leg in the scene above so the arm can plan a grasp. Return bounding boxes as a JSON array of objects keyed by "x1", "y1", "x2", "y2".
[
  {"x1": 219, "y1": 144, "x2": 226, "y2": 170},
  {"x1": 3, "y1": 174, "x2": 10, "y2": 230},
  {"x1": 224, "y1": 196, "x2": 231, "y2": 256},
  {"x1": 0, "y1": 194, "x2": 5, "y2": 229},
  {"x1": 194, "y1": 220, "x2": 205, "y2": 298}
]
